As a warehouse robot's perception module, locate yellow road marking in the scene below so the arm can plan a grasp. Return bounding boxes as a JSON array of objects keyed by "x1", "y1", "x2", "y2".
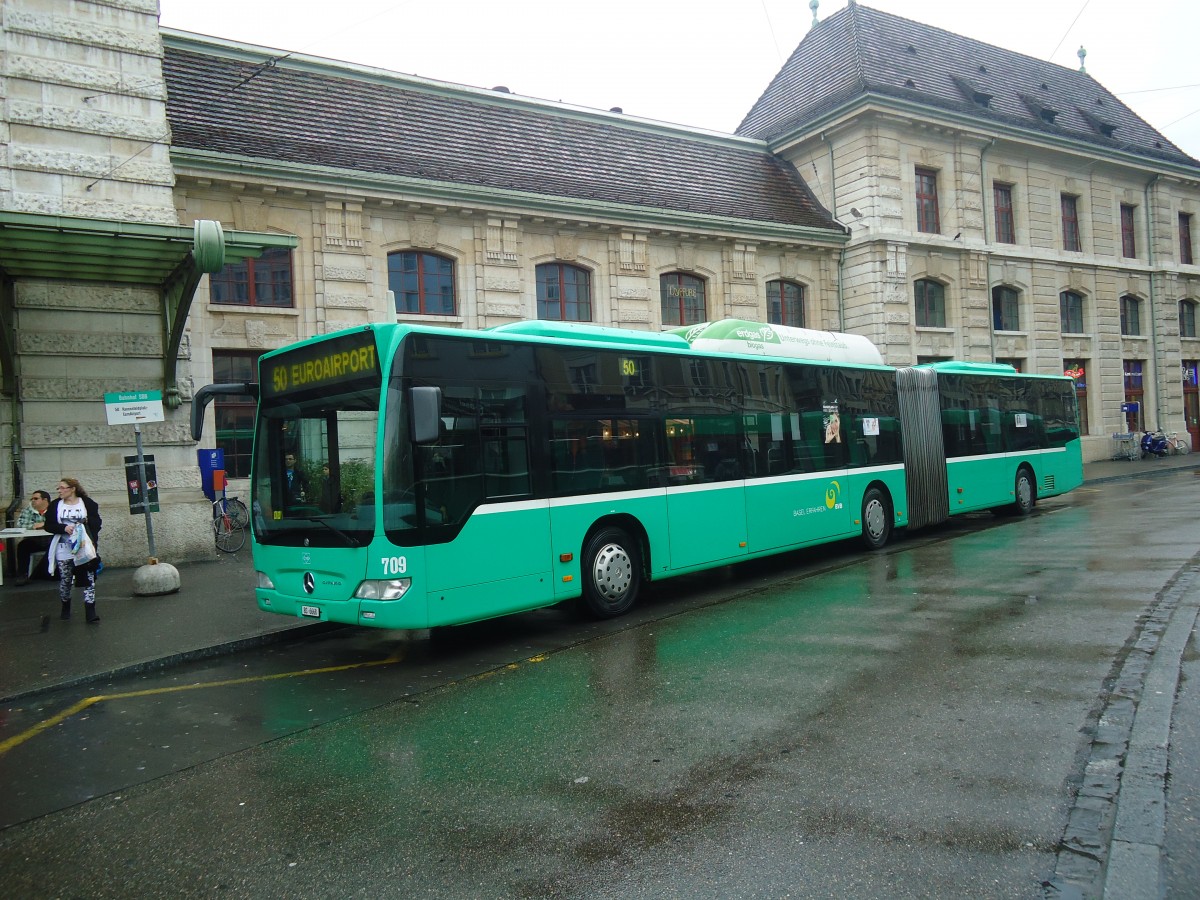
[{"x1": 0, "y1": 649, "x2": 404, "y2": 757}]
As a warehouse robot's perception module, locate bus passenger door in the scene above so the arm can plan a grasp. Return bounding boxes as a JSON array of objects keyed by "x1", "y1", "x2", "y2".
[
  {"x1": 664, "y1": 415, "x2": 748, "y2": 570},
  {"x1": 418, "y1": 387, "x2": 553, "y2": 625}
]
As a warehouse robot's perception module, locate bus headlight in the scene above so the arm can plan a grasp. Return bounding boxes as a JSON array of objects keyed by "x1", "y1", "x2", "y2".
[
  {"x1": 256, "y1": 571, "x2": 275, "y2": 590},
  {"x1": 354, "y1": 578, "x2": 412, "y2": 601}
]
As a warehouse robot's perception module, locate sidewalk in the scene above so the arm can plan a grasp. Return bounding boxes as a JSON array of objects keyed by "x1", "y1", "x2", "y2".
[
  {"x1": 0, "y1": 549, "x2": 329, "y2": 703},
  {"x1": 0, "y1": 452, "x2": 1195, "y2": 703}
]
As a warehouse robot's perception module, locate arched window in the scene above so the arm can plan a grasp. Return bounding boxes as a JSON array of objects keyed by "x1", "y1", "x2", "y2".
[
  {"x1": 992, "y1": 285, "x2": 1020, "y2": 332},
  {"x1": 914, "y1": 279, "x2": 946, "y2": 328},
  {"x1": 660, "y1": 273, "x2": 706, "y2": 327},
  {"x1": 1180, "y1": 300, "x2": 1197, "y2": 338},
  {"x1": 388, "y1": 251, "x2": 456, "y2": 315},
  {"x1": 767, "y1": 280, "x2": 805, "y2": 327},
  {"x1": 1120, "y1": 295, "x2": 1141, "y2": 336},
  {"x1": 1060, "y1": 291, "x2": 1085, "y2": 334},
  {"x1": 536, "y1": 263, "x2": 592, "y2": 321}
]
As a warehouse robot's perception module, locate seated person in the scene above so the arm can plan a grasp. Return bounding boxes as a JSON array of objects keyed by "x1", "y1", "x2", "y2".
[{"x1": 15, "y1": 489, "x2": 53, "y2": 584}]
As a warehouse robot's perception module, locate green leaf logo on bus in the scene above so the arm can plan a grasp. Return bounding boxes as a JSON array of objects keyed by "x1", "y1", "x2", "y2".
[{"x1": 826, "y1": 480, "x2": 842, "y2": 510}]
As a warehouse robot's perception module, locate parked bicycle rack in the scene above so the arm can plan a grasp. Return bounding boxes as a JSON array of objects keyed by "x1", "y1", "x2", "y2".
[{"x1": 1111, "y1": 432, "x2": 1139, "y2": 461}]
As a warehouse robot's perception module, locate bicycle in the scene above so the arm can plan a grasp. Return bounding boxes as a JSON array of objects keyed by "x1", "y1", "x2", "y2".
[
  {"x1": 1165, "y1": 431, "x2": 1192, "y2": 455},
  {"x1": 212, "y1": 487, "x2": 249, "y2": 553}
]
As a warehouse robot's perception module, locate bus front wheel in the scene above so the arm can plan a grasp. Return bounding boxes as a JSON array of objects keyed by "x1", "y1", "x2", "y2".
[
  {"x1": 861, "y1": 487, "x2": 892, "y2": 551},
  {"x1": 580, "y1": 527, "x2": 641, "y2": 618},
  {"x1": 1013, "y1": 467, "x2": 1036, "y2": 515}
]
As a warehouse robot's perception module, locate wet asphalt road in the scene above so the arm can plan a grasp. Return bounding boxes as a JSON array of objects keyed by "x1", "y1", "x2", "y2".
[{"x1": 1, "y1": 473, "x2": 1198, "y2": 898}]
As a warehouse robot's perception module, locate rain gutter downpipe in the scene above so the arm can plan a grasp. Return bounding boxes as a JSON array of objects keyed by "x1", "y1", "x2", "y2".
[
  {"x1": 824, "y1": 131, "x2": 847, "y2": 332},
  {"x1": 1145, "y1": 173, "x2": 1162, "y2": 429},
  {"x1": 980, "y1": 138, "x2": 996, "y2": 363}
]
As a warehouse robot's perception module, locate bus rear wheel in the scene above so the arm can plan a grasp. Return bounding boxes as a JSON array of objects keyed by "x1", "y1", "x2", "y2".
[
  {"x1": 580, "y1": 527, "x2": 641, "y2": 618},
  {"x1": 1012, "y1": 467, "x2": 1036, "y2": 515},
  {"x1": 861, "y1": 487, "x2": 891, "y2": 551}
]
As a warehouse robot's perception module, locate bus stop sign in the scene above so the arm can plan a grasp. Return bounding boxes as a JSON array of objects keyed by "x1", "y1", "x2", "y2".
[{"x1": 105, "y1": 390, "x2": 165, "y2": 425}]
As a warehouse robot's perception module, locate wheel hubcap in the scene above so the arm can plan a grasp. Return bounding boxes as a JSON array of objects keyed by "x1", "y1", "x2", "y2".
[
  {"x1": 864, "y1": 499, "x2": 886, "y2": 540},
  {"x1": 1018, "y1": 477, "x2": 1032, "y2": 507},
  {"x1": 592, "y1": 543, "x2": 632, "y2": 603}
]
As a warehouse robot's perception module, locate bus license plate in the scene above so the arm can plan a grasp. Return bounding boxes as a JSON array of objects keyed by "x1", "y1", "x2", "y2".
[{"x1": 301, "y1": 605, "x2": 321, "y2": 618}]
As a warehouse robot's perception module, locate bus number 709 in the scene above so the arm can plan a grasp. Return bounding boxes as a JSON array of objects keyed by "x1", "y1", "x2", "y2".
[{"x1": 381, "y1": 556, "x2": 407, "y2": 575}]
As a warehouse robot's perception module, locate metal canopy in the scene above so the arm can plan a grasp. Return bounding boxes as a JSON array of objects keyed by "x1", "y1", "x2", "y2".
[
  {"x1": 0, "y1": 211, "x2": 294, "y2": 283},
  {"x1": 0, "y1": 211, "x2": 298, "y2": 404}
]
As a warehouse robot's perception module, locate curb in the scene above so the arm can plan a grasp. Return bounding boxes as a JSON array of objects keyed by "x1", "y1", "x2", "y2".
[
  {"x1": 1046, "y1": 550, "x2": 1200, "y2": 898},
  {"x1": 1102, "y1": 567, "x2": 1200, "y2": 898},
  {"x1": 1083, "y1": 460, "x2": 1196, "y2": 486},
  {"x1": 0, "y1": 621, "x2": 342, "y2": 704}
]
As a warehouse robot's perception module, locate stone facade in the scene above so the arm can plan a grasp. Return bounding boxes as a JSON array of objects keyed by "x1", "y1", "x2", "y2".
[
  {"x1": 178, "y1": 185, "x2": 840, "y2": 344},
  {"x1": 5, "y1": 0, "x2": 1200, "y2": 577},
  {"x1": 1, "y1": 0, "x2": 209, "y2": 564},
  {"x1": 778, "y1": 113, "x2": 1200, "y2": 462}
]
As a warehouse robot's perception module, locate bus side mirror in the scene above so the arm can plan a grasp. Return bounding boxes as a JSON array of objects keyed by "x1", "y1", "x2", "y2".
[{"x1": 410, "y1": 386, "x2": 442, "y2": 444}]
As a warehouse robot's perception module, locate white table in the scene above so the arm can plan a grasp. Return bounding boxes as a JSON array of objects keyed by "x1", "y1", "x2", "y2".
[{"x1": 0, "y1": 528, "x2": 49, "y2": 586}]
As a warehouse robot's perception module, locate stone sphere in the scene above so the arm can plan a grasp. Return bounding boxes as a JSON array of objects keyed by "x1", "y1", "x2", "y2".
[{"x1": 132, "y1": 561, "x2": 181, "y2": 596}]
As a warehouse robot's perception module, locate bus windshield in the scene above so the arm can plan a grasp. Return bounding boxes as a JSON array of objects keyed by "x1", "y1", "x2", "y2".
[{"x1": 253, "y1": 331, "x2": 383, "y2": 547}]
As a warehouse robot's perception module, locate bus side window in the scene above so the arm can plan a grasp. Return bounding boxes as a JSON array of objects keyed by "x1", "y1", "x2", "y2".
[{"x1": 479, "y1": 390, "x2": 531, "y2": 499}]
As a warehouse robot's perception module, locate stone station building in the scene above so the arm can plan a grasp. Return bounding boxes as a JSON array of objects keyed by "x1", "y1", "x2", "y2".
[{"x1": 2, "y1": 0, "x2": 1198, "y2": 565}]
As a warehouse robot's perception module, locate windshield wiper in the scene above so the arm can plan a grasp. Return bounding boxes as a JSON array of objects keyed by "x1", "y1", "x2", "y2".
[{"x1": 282, "y1": 515, "x2": 361, "y2": 547}]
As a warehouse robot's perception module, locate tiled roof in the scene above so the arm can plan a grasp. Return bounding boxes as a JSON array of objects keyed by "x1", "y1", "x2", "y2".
[
  {"x1": 161, "y1": 42, "x2": 840, "y2": 234},
  {"x1": 737, "y1": 2, "x2": 1199, "y2": 170}
]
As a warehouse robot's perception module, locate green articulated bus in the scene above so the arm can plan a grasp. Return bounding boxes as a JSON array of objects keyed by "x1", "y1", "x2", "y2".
[{"x1": 192, "y1": 318, "x2": 1083, "y2": 629}]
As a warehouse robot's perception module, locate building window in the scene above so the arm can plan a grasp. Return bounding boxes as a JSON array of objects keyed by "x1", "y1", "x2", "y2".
[
  {"x1": 660, "y1": 273, "x2": 706, "y2": 327},
  {"x1": 1121, "y1": 204, "x2": 1137, "y2": 258},
  {"x1": 388, "y1": 251, "x2": 456, "y2": 315},
  {"x1": 766, "y1": 279, "x2": 805, "y2": 327},
  {"x1": 1181, "y1": 300, "x2": 1198, "y2": 338},
  {"x1": 1062, "y1": 194, "x2": 1082, "y2": 252},
  {"x1": 992, "y1": 285, "x2": 1020, "y2": 331},
  {"x1": 1120, "y1": 295, "x2": 1141, "y2": 336},
  {"x1": 1064, "y1": 359, "x2": 1089, "y2": 435},
  {"x1": 212, "y1": 350, "x2": 260, "y2": 479},
  {"x1": 1124, "y1": 359, "x2": 1145, "y2": 431},
  {"x1": 537, "y1": 263, "x2": 592, "y2": 321},
  {"x1": 1182, "y1": 213, "x2": 1194, "y2": 265},
  {"x1": 914, "y1": 279, "x2": 946, "y2": 328},
  {"x1": 209, "y1": 248, "x2": 294, "y2": 307},
  {"x1": 915, "y1": 168, "x2": 940, "y2": 234},
  {"x1": 993, "y1": 183, "x2": 1015, "y2": 244},
  {"x1": 995, "y1": 357, "x2": 1023, "y2": 372},
  {"x1": 1060, "y1": 290, "x2": 1085, "y2": 333}
]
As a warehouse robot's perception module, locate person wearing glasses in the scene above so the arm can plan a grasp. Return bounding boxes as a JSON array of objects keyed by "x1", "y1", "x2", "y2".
[{"x1": 13, "y1": 489, "x2": 52, "y2": 585}]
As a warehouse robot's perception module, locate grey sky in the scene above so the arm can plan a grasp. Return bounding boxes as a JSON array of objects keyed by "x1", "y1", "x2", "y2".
[{"x1": 158, "y1": 0, "x2": 1200, "y2": 160}]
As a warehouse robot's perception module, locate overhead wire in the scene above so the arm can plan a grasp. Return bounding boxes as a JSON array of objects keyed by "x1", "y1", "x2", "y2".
[
  {"x1": 1048, "y1": 0, "x2": 1091, "y2": 61},
  {"x1": 88, "y1": 0, "x2": 416, "y2": 188}
]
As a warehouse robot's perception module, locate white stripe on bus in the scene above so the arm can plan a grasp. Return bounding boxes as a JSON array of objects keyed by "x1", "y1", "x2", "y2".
[{"x1": 472, "y1": 463, "x2": 908, "y2": 513}]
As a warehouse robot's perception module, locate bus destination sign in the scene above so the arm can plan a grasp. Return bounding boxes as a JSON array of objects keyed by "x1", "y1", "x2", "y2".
[{"x1": 261, "y1": 331, "x2": 381, "y2": 399}]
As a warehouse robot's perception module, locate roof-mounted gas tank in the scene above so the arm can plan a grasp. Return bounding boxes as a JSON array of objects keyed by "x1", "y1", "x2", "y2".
[{"x1": 671, "y1": 319, "x2": 884, "y2": 366}]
